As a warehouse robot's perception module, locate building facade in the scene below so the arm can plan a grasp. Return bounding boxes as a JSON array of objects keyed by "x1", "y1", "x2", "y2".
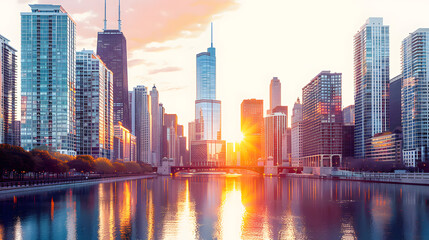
[
  {"x1": 343, "y1": 105, "x2": 355, "y2": 125},
  {"x1": 113, "y1": 121, "x2": 136, "y2": 162},
  {"x1": 291, "y1": 98, "x2": 303, "y2": 167},
  {"x1": 390, "y1": 75, "x2": 402, "y2": 132},
  {"x1": 21, "y1": 4, "x2": 76, "y2": 154},
  {"x1": 240, "y1": 99, "x2": 264, "y2": 166},
  {"x1": 367, "y1": 131, "x2": 402, "y2": 167},
  {"x1": 354, "y1": 17, "x2": 390, "y2": 159},
  {"x1": 302, "y1": 71, "x2": 342, "y2": 167},
  {"x1": 264, "y1": 112, "x2": 288, "y2": 166},
  {"x1": 75, "y1": 50, "x2": 113, "y2": 159},
  {"x1": 150, "y1": 85, "x2": 161, "y2": 166},
  {"x1": 402, "y1": 28, "x2": 429, "y2": 167},
  {"x1": 163, "y1": 114, "x2": 178, "y2": 164},
  {"x1": 0, "y1": 35, "x2": 18, "y2": 146},
  {"x1": 269, "y1": 77, "x2": 281, "y2": 114},
  {"x1": 131, "y1": 85, "x2": 152, "y2": 164}
]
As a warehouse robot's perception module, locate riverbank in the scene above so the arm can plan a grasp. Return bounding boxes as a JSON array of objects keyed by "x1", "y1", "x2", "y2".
[
  {"x1": 0, "y1": 174, "x2": 157, "y2": 195},
  {"x1": 285, "y1": 172, "x2": 429, "y2": 186}
]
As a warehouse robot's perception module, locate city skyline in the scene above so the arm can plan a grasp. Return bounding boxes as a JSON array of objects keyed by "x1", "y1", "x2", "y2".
[{"x1": 5, "y1": 0, "x2": 429, "y2": 143}]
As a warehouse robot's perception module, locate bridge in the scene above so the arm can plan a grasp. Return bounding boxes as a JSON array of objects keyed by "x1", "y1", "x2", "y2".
[{"x1": 170, "y1": 166, "x2": 303, "y2": 175}]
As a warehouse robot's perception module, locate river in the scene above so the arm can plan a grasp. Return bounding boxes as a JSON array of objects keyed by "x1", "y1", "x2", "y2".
[{"x1": 0, "y1": 174, "x2": 428, "y2": 239}]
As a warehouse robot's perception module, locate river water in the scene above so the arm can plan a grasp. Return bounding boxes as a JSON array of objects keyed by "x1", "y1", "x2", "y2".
[{"x1": 0, "y1": 174, "x2": 428, "y2": 240}]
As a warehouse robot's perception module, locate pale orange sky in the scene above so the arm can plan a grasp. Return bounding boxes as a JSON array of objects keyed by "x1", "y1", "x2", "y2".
[{"x1": 2, "y1": 0, "x2": 429, "y2": 142}]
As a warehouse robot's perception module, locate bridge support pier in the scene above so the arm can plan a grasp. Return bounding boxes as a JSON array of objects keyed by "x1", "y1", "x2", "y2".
[{"x1": 157, "y1": 158, "x2": 174, "y2": 175}]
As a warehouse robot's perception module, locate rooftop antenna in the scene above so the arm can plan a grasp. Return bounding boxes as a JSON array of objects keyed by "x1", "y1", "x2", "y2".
[
  {"x1": 211, "y1": 22, "x2": 213, "y2": 47},
  {"x1": 118, "y1": 0, "x2": 122, "y2": 31},
  {"x1": 103, "y1": 0, "x2": 107, "y2": 30}
]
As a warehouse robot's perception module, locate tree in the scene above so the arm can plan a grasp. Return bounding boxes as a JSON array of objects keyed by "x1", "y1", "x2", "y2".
[
  {"x1": 67, "y1": 155, "x2": 95, "y2": 172},
  {"x1": 124, "y1": 162, "x2": 142, "y2": 173},
  {"x1": 139, "y1": 162, "x2": 153, "y2": 173},
  {"x1": 94, "y1": 158, "x2": 114, "y2": 174},
  {"x1": 31, "y1": 149, "x2": 69, "y2": 173},
  {"x1": 113, "y1": 162, "x2": 126, "y2": 173},
  {"x1": 0, "y1": 144, "x2": 35, "y2": 172},
  {"x1": 51, "y1": 151, "x2": 75, "y2": 162}
]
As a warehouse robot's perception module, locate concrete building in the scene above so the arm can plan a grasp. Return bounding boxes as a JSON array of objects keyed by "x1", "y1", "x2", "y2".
[
  {"x1": 291, "y1": 98, "x2": 303, "y2": 167},
  {"x1": 0, "y1": 35, "x2": 18, "y2": 145},
  {"x1": 131, "y1": 85, "x2": 152, "y2": 164},
  {"x1": 354, "y1": 17, "x2": 390, "y2": 159},
  {"x1": 264, "y1": 112, "x2": 288, "y2": 166},
  {"x1": 163, "y1": 114, "x2": 178, "y2": 164},
  {"x1": 269, "y1": 77, "x2": 281, "y2": 114},
  {"x1": 302, "y1": 71, "x2": 342, "y2": 167},
  {"x1": 113, "y1": 122, "x2": 136, "y2": 162},
  {"x1": 21, "y1": 4, "x2": 76, "y2": 154},
  {"x1": 240, "y1": 99, "x2": 264, "y2": 166},
  {"x1": 150, "y1": 85, "x2": 161, "y2": 166},
  {"x1": 75, "y1": 50, "x2": 113, "y2": 159}
]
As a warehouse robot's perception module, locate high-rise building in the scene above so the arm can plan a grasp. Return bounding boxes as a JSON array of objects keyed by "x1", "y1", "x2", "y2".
[
  {"x1": 113, "y1": 121, "x2": 136, "y2": 162},
  {"x1": 0, "y1": 35, "x2": 18, "y2": 145},
  {"x1": 21, "y1": 5, "x2": 76, "y2": 154},
  {"x1": 302, "y1": 71, "x2": 342, "y2": 167},
  {"x1": 390, "y1": 75, "x2": 402, "y2": 132},
  {"x1": 354, "y1": 17, "x2": 390, "y2": 159},
  {"x1": 343, "y1": 105, "x2": 355, "y2": 125},
  {"x1": 76, "y1": 50, "x2": 113, "y2": 159},
  {"x1": 191, "y1": 23, "x2": 225, "y2": 166},
  {"x1": 240, "y1": 99, "x2": 264, "y2": 166},
  {"x1": 291, "y1": 98, "x2": 303, "y2": 167},
  {"x1": 96, "y1": 0, "x2": 130, "y2": 130},
  {"x1": 402, "y1": 28, "x2": 429, "y2": 167},
  {"x1": 131, "y1": 86, "x2": 152, "y2": 164},
  {"x1": 163, "y1": 114, "x2": 178, "y2": 164},
  {"x1": 269, "y1": 77, "x2": 281, "y2": 114},
  {"x1": 150, "y1": 85, "x2": 161, "y2": 166},
  {"x1": 264, "y1": 112, "x2": 288, "y2": 166},
  {"x1": 367, "y1": 131, "x2": 402, "y2": 167}
]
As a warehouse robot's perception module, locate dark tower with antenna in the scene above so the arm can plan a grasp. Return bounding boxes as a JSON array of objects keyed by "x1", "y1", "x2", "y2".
[{"x1": 97, "y1": 0, "x2": 130, "y2": 130}]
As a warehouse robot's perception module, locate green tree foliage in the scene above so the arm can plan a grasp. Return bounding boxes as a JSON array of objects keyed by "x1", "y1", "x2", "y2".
[
  {"x1": 0, "y1": 144, "x2": 35, "y2": 172},
  {"x1": 67, "y1": 155, "x2": 95, "y2": 172},
  {"x1": 31, "y1": 149, "x2": 69, "y2": 173},
  {"x1": 94, "y1": 158, "x2": 114, "y2": 174}
]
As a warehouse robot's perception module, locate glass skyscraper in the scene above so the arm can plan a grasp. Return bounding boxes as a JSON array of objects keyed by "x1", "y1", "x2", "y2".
[
  {"x1": 191, "y1": 23, "x2": 225, "y2": 166},
  {"x1": 354, "y1": 18, "x2": 390, "y2": 159},
  {"x1": 76, "y1": 50, "x2": 113, "y2": 159},
  {"x1": 402, "y1": 28, "x2": 429, "y2": 167},
  {"x1": 0, "y1": 35, "x2": 18, "y2": 146},
  {"x1": 21, "y1": 4, "x2": 76, "y2": 154}
]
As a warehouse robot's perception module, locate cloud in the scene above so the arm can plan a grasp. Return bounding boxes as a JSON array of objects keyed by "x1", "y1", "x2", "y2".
[
  {"x1": 149, "y1": 66, "x2": 182, "y2": 75},
  {"x1": 20, "y1": 0, "x2": 239, "y2": 51}
]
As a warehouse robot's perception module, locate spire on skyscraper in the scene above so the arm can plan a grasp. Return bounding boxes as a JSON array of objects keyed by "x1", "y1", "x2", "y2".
[
  {"x1": 211, "y1": 22, "x2": 213, "y2": 48},
  {"x1": 118, "y1": 0, "x2": 122, "y2": 31},
  {"x1": 103, "y1": 0, "x2": 107, "y2": 30}
]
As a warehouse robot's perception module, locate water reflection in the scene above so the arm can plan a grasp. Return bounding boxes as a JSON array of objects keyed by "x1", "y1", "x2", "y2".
[{"x1": 1, "y1": 176, "x2": 429, "y2": 239}]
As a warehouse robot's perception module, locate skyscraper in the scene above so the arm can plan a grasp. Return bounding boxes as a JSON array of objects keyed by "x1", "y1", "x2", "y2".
[
  {"x1": 354, "y1": 17, "x2": 390, "y2": 159},
  {"x1": 76, "y1": 50, "x2": 113, "y2": 159},
  {"x1": 264, "y1": 112, "x2": 288, "y2": 166},
  {"x1": 163, "y1": 113, "x2": 178, "y2": 164},
  {"x1": 269, "y1": 77, "x2": 281, "y2": 114},
  {"x1": 343, "y1": 105, "x2": 355, "y2": 125},
  {"x1": 389, "y1": 75, "x2": 402, "y2": 132},
  {"x1": 402, "y1": 28, "x2": 429, "y2": 167},
  {"x1": 96, "y1": 0, "x2": 130, "y2": 130},
  {"x1": 21, "y1": 4, "x2": 76, "y2": 154},
  {"x1": 191, "y1": 23, "x2": 225, "y2": 166},
  {"x1": 131, "y1": 86, "x2": 152, "y2": 164},
  {"x1": 240, "y1": 99, "x2": 264, "y2": 166},
  {"x1": 150, "y1": 85, "x2": 161, "y2": 166},
  {"x1": 0, "y1": 35, "x2": 18, "y2": 145},
  {"x1": 291, "y1": 98, "x2": 303, "y2": 167},
  {"x1": 302, "y1": 71, "x2": 342, "y2": 167}
]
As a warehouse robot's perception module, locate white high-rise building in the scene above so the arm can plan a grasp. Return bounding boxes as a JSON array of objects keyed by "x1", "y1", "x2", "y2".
[
  {"x1": 291, "y1": 98, "x2": 303, "y2": 167},
  {"x1": 131, "y1": 86, "x2": 152, "y2": 164},
  {"x1": 150, "y1": 85, "x2": 161, "y2": 166},
  {"x1": 354, "y1": 17, "x2": 390, "y2": 159},
  {"x1": 269, "y1": 77, "x2": 281, "y2": 114}
]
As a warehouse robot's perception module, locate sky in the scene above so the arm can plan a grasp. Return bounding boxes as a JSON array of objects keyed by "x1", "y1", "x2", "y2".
[{"x1": 2, "y1": 0, "x2": 429, "y2": 143}]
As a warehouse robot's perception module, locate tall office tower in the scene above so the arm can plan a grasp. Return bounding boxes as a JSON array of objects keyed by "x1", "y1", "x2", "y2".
[
  {"x1": 150, "y1": 85, "x2": 161, "y2": 166},
  {"x1": 159, "y1": 103, "x2": 165, "y2": 161},
  {"x1": 264, "y1": 112, "x2": 288, "y2": 166},
  {"x1": 402, "y1": 28, "x2": 429, "y2": 167},
  {"x1": 76, "y1": 50, "x2": 113, "y2": 159},
  {"x1": 291, "y1": 98, "x2": 303, "y2": 167},
  {"x1": 343, "y1": 105, "x2": 355, "y2": 125},
  {"x1": 0, "y1": 57, "x2": 2, "y2": 143},
  {"x1": 96, "y1": 0, "x2": 130, "y2": 130},
  {"x1": 269, "y1": 77, "x2": 281, "y2": 114},
  {"x1": 354, "y1": 17, "x2": 390, "y2": 159},
  {"x1": 302, "y1": 71, "x2": 343, "y2": 167},
  {"x1": 21, "y1": 5, "x2": 76, "y2": 154},
  {"x1": 240, "y1": 99, "x2": 264, "y2": 166},
  {"x1": 390, "y1": 75, "x2": 402, "y2": 132},
  {"x1": 113, "y1": 121, "x2": 136, "y2": 162},
  {"x1": 0, "y1": 35, "x2": 18, "y2": 145},
  {"x1": 163, "y1": 114, "x2": 178, "y2": 164},
  {"x1": 191, "y1": 23, "x2": 225, "y2": 166},
  {"x1": 131, "y1": 86, "x2": 152, "y2": 164}
]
